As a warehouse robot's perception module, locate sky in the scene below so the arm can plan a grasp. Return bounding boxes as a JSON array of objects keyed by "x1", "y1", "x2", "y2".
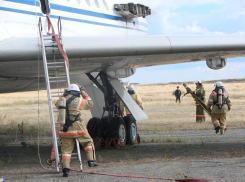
[{"x1": 122, "y1": 0, "x2": 245, "y2": 84}]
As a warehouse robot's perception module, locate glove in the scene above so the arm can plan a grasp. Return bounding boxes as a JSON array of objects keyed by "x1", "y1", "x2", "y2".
[
  {"x1": 81, "y1": 91, "x2": 89, "y2": 98},
  {"x1": 228, "y1": 107, "x2": 231, "y2": 111}
]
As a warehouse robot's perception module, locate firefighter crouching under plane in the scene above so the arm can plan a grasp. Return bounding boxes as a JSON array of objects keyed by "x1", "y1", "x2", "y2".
[
  {"x1": 119, "y1": 84, "x2": 144, "y2": 115},
  {"x1": 193, "y1": 81, "x2": 206, "y2": 123},
  {"x1": 207, "y1": 81, "x2": 232, "y2": 134},
  {"x1": 55, "y1": 84, "x2": 98, "y2": 177}
]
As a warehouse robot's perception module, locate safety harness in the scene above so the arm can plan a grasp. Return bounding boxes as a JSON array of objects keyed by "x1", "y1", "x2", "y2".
[{"x1": 62, "y1": 95, "x2": 81, "y2": 132}]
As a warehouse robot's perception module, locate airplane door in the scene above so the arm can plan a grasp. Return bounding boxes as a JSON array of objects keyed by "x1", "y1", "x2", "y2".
[
  {"x1": 39, "y1": 0, "x2": 51, "y2": 34},
  {"x1": 40, "y1": 0, "x2": 50, "y2": 14}
]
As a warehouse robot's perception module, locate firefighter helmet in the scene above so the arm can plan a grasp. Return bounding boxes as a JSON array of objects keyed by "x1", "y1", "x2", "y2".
[
  {"x1": 214, "y1": 81, "x2": 223, "y2": 87},
  {"x1": 67, "y1": 84, "x2": 80, "y2": 92},
  {"x1": 194, "y1": 80, "x2": 201, "y2": 84},
  {"x1": 128, "y1": 84, "x2": 134, "y2": 91}
]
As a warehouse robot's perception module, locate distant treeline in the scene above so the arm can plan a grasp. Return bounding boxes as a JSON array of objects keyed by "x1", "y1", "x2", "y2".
[{"x1": 140, "y1": 78, "x2": 245, "y2": 86}]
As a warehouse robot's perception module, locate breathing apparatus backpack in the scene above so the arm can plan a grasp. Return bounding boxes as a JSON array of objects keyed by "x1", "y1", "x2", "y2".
[
  {"x1": 214, "y1": 87, "x2": 225, "y2": 109},
  {"x1": 59, "y1": 95, "x2": 80, "y2": 132}
]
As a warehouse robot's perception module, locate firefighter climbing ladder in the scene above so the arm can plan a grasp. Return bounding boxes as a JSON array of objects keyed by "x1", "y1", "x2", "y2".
[{"x1": 38, "y1": 16, "x2": 82, "y2": 173}]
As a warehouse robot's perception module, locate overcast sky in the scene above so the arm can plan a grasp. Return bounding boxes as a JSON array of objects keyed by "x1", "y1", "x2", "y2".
[{"x1": 122, "y1": 0, "x2": 245, "y2": 84}]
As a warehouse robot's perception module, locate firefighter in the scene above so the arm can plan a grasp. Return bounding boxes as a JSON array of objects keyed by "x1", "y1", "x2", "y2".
[
  {"x1": 193, "y1": 80, "x2": 206, "y2": 123},
  {"x1": 119, "y1": 84, "x2": 144, "y2": 115},
  {"x1": 207, "y1": 81, "x2": 232, "y2": 134},
  {"x1": 175, "y1": 86, "x2": 181, "y2": 103},
  {"x1": 55, "y1": 84, "x2": 98, "y2": 177}
]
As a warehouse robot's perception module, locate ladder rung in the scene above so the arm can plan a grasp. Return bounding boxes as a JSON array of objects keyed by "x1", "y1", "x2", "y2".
[
  {"x1": 47, "y1": 62, "x2": 64, "y2": 65},
  {"x1": 49, "y1": 80, "x2": 67, "y2": 83},
  {"x1": 71, "y1": 157, "x2": 79, "y2": 159},
  {"x1": 45, "y1": 44, "x2": 58, "y2": 47},
  {"x1": 43, "y1": 34, "x2": 52, "y2": 37},
  {"x1": 43, "y1": 38, "x2": 55, "y2": 40},
  {"x1": 50, "y1": 76, "x2": 67, "y2": 79},
  {"x1": 53, "y1": 110, "x2": 59, "y2": 112},
  {"x1": 46, "y1": 53, "x2": 62, "y2": 56},
  {"x1": 48, "y1": 66, "x2": 64, "y2": 68},
  {"x1": 45, "y1": 48, "x2": 59, "y2": 51}
]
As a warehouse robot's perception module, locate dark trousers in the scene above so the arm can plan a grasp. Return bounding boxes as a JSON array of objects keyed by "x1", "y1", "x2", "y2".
[{"x1": 176, "y1": 96, "x2": 181, "y2": 103}]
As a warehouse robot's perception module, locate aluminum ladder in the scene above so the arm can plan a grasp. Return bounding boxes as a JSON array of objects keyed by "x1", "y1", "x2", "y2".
[{"x1": 38, "y1": 16, "x2": 83, "y2": 173}]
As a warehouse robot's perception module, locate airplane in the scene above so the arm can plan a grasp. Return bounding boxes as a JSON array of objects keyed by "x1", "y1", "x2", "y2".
[{"x1": 1, "y1": 0, "x2": 245, "y2": 147}]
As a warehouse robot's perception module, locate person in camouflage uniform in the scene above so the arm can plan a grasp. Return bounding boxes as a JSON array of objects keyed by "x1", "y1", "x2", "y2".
[
  {"x1": 193, "y1": 80, "x2": 206, "y2": 123},
  {"x1": 119, "y1": 84, "x2": 144, "y2": 115},
  {"x1": 55, "y1": 84, "x2": 98, "y2": 177},
  {"x1": 207, "y1": 81, "x2": 232, "y2": 135}
]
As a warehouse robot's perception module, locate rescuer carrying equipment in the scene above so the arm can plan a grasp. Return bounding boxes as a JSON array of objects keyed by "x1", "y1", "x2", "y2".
[
  {"x1": 207, "y1": 81, "x2": 232, "y2": 135},
  {"x1": 214, "y1": 81, "x2": 226, "y2": 109},
  {"x1": 183, "y1": 83, "x2": 211, "y2": 117}
]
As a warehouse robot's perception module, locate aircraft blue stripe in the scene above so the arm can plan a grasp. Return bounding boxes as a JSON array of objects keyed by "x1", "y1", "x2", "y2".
[
  {"x1": 0, "y1": 6, "x2": 43, "y2": 16},
  {"x1": 4, "y1": 0, "x2": 148, "y2": 27},
  {"x1": 0, "y1": 7, "x2": 148, "y2": 33}
]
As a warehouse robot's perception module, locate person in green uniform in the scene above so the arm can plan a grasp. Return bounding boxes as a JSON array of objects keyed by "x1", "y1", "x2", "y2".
[{"x1": 193, "y1": 80, "x2": 206, "y2": 123}]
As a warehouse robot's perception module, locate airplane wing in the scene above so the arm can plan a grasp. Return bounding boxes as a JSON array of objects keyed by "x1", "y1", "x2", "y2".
[{"x1": 1, "y1": 35, "x2": 245, "y2": 93}]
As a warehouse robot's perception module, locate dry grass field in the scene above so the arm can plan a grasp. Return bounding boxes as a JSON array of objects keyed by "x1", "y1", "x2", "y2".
[{"x1": 0, "y1": 80, "x2": 244, "y2": 138}]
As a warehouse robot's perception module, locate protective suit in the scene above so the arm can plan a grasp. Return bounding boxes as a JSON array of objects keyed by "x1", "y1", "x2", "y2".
[
  {"x1": 207, "y1": 81, "x2": 232, "y2": 134},
  {"x1": 194, "y1": 81, "x2": 206, "y2": 123},
  {"x1": 55, "y1": 84, "x2": 98, "y2": 177}
]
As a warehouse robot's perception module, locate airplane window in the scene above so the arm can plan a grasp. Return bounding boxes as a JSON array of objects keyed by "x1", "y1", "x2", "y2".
[
  {"x1": 94, "y1": 0, "x2": 100, "y2": 8},
  {"x1": 85, "y1": 0, "x2": 90, "y2": 6},
  {"x1": 76, "y1": 0, "x2": 80, "y2": 4},
  {"x1": 103, "y1": 0, "x2": 108, "y2": 10},
  {"x1": 40, "y1": 0, "x2": 50, "y2": 14}
]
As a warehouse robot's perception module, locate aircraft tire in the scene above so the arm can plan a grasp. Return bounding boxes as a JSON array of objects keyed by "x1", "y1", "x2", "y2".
[
  {"x1": 87, "y1": 117, "x2": 102, "y2": 138},
  {"x1": 124, "y1": 115, "x2": 137, "y2": 145},
  {"x1": 108, "y1": 117, "x2": 127, "y2": 145}
]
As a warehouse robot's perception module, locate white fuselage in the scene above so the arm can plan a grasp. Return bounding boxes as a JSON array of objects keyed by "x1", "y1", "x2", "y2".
[{"x1": 0, "y1": 0, "x2": 148, "y2": 41}]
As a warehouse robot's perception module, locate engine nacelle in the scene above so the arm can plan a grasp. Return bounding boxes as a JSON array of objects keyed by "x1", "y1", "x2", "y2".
[
  {"x1": 206, "y1": 57, "x2": 227, "y2": 70},
  {"x1": 106, "y1": 68, "x2": 136, "y2": 79}
]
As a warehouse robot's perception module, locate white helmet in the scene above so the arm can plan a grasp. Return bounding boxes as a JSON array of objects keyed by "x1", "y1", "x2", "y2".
[
  {"x1": 214, "y1": 81, "x2": 223, "y2": 87},
  {"x1": 128, "y1": 84, "x2": 134, "y2": 91},
  {"x1": 194, "y1": 80, "x2": 201, "y2": 84},
  {"x1": 67, "y1": 84, "x2": 80, "y2": 92}
]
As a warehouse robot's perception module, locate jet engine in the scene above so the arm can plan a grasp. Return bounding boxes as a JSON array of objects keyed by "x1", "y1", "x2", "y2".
[{"x1": 206, "y1": 57, "x2": 227, "y2": 70}]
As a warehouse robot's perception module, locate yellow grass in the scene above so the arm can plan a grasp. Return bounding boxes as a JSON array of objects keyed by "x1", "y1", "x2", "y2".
[{"x1": 0, "y1": 81, "x2": 244, "y2": 136}]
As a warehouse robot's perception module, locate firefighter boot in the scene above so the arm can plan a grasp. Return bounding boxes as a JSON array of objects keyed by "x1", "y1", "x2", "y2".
[
  {"x1": 220, "y1": 129, "x2": 225, "y2": 135},
  {"x1": 62, "y1": 168, "x2": 70, "y2": 177},
  {"x1": 214, "y1": 126, "x2": 221, "y2": 134},
  {"x1": 88, "y1": 161, "x2": 99, "y2": 167}
]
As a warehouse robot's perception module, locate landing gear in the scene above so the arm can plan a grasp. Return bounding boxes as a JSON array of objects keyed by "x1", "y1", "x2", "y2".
[
  {"x1": 86, "y1": 71, "x2": 136, "y2": 146},
  {"x1": 124, "y1": 115, "x2": 137, "y2": 145},
  {"x1": 108, "y1": 117, "x2": 127, "y2": 145},
  {"x1": 87, "y1": 117, "x2": 102, "y2": 138}
]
